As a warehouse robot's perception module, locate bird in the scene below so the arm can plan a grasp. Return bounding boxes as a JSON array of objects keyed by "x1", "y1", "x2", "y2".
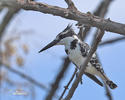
[{"x1": 39, "y1": 24, "x2": 117, "y2": 89}]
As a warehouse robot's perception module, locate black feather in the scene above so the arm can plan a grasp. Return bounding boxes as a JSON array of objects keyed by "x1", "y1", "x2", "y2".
[{"x1": 85, "y1": 73, "x2": 103, "y2": 87}]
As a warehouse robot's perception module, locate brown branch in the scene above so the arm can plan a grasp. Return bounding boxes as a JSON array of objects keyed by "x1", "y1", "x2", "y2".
[
  {"x1": 95, "y1": 53, "x2": 113, "y2": 100},
  {"x1": 77, "y1": 25, "x2": 90, "y2": 41},
  {"x1": 91, "y1": 1, "x2": 113, "y2": 100},
  {"x1": 0, "y1": 8, "x2": 3, "y2": 12},
  {"x1": 100, "y1": 36, "x2": 125, "y2": 46},
  {"x1": 59, "y1": 68, "x2": 77, "y2": 100},
  {"x1": 1, "y1": 1, "x2": 125, "y2": 35},
  {"x1": 0, "y1": 8, "x2": 20, "y2": 39},
  {"x1": 94, "y1": 0, "x2": 113, "y2": 17},
  {"x1": 77, "y1": 0, "x2": 113, "y2": 41},
  {"x1": 65, "y1": 0, "x2": 77, "y2": 10},
  {"x1": 45, "y1": 57, "x2": 70, "y2": 100},
  {"x1": 103, "y1": 80, "x2": 112, "y2": 100},
  {"x1": 64, "y1": 29, "x2": 105, "y2": 100},
  {"x1": 92, "y1": 0, "x2": 112, "y2": 40},
  {"x1": 0, "y1": 64, "x2": 48, "y2": 91}
]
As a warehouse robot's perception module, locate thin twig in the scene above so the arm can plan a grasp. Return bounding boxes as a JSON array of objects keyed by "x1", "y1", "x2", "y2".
[
  {"x1": 96, "y1": 53, "x2": 113, "y2": 100},
  {"x1": 100, "y1": 36, "x2": 125, "y2": 46},
  {"x1": 77, "y1": 25, "x2": 90, "y2": 41},
  {"x1": 59, "y1": 68, "x2": 77, "y2": 100},
  {"x1": 45, "y1": 57, "x2": 70, "y2": 100},
  {"x1": 94, "y1": 0, "x2": 113, "y2": 17},
  {"x1": 0, "y1": 8, "x2": 20, "y2": 39},
  {"x1": 64, "y1": 29, "x2": 105, "y2": 100},
  {"x1": 0, "y1": 63, "x2": 48, "y2": 90},
  {"x1": 91, "y1": 1, "x2": 113, "y2": 99},
  {"x1": 103, "y1": 80, "x2": 112, "y2": 100}
]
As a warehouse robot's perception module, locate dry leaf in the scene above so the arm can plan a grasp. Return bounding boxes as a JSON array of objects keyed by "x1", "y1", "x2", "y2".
[
  {"x1": 16, "y1": 56, "x2": 24, "y2": 67},
  {"x1": 22, "y1": 44, "x2": 29, "y2": 54}
]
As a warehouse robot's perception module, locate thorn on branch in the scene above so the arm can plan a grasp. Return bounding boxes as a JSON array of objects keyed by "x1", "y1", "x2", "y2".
[
  {"x1": 107, "y1": 18, "x2": 112, "y2": 22},
  {"x1": 65, "y1": 0, "x2": 77, "y2": 11},
  {"x1": 64, "y1": 86, "x2": 69, "y2": 89}
]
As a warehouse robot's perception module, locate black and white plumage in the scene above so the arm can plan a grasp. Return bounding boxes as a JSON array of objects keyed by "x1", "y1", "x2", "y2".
[{"x1": 39, "y1": 25, "x2": 117, "y2": 89}]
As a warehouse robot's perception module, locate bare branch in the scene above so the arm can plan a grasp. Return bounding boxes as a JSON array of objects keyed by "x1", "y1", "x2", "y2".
[
  {"x1": 0, "y1": 8, "x2": 20, "y2": 39},
  {"x1": 100, "y1": 36, "x2": 125, "y2": 46},
  {"x1": 103, "y1": 80, "x2": 112, "y2": 100},
  {"x1": 0, "y1": 64, "x2": 48, "y2": 91},
  {"x1": 45, "y1": 57, "x2": 70, "y2": 100},
  {"x1": 64, "y1": 29, "x2": 105, "y2": 100},
  {"x1": 77, "y1": 0, "x2": 113, "y2": 41},
  {"x1": 95, "y1": 53, "x2": 113, "y2": 100},
  {"x1": 1, "y1": 1, "x2": 125, "y2": 35},
  {"x1": 59, "y1": 68, "x2": 77, "y2": 100},
  {"x1": 77, "y1": 25, "x2": 90, "y2": 41},
  {"x1": 94, "y1": 0, "x2": 113, "y2": 17},
  {"x1": 90, "y1": 1, "x2": 113, "y2": 100}
]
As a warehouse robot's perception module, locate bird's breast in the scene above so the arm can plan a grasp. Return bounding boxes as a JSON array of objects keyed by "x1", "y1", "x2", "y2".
[{"x1": 67, "y1": 48, "x2": 85, "y2": 68}]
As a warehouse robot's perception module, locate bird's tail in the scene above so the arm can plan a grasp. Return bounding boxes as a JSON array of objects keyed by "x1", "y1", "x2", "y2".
[
  {"x1": 99, "y1": 73, "x2": 117, "y2": 89},
  {"x1": 106, "y1": 80, "x2": 117, "y2": 89}
]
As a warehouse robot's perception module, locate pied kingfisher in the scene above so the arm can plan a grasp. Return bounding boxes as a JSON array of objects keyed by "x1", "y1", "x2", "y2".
[{"x1": 39, "y1": 24, "x2": 117, "y2": 89}]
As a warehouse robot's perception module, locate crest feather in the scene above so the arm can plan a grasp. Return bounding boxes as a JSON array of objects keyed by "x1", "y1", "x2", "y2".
[{"x1": 63, "y1": 24, "x2": 73, "y2": 32}]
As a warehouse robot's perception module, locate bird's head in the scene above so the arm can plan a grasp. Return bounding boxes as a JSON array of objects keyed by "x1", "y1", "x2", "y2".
[{"x1": 39, "y1": 24, "x2": 76, "y2": 53}]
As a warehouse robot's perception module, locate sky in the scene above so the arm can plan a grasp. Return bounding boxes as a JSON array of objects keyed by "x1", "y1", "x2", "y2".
[{"x1": 1, "y1": 0, "x2": 125, "y2": 100}]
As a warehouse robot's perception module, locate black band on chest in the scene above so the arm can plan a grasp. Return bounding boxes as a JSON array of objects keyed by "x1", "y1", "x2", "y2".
[{"x1": 70, "y1": 39, "x2": 78, "y2": 49}]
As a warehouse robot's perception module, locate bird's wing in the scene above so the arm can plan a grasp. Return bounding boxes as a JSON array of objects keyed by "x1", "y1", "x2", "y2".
[
  {"x1": 79, "y1": 42, "x2": 104, "y2": 87},
  {"x1": 90, "y1": 53, "x2": 105, "y2": 74},
  {"x1": 79, "y1": 42, "x2": 90, "y2": 57},
  {"x1": 80, "y1": 42, "x2": 105, "y2": 74},
  {"x1": 85, "y1": 72, "x2": 103, "y2": 87}
]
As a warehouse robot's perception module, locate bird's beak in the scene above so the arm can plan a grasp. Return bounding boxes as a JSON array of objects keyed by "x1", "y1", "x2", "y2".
[{"x1": 39, "y1": 39, "x2": 59, "y2": 53}]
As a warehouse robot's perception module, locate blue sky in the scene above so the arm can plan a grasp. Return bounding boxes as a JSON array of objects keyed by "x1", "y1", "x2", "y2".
[{"x1": 1, "y1": 0, "x2": 125, "y2": 100}]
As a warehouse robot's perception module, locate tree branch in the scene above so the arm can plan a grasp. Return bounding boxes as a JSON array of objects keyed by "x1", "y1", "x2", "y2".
[
  {"x1": 78, "y1": 0, "x2": 112, "y2": 41},
  {"x1": 91, "y1": 1, "x2": 113, "y2": 99},
  {"x1": 0, "y1": 8, "x2": 20, "y2": 39},
  {"x1": 0, "y1": 64, "x2": 48, "y2": 91},
  {"x1": 94, "y1": 0, "x2": 113, "y2": 17},
  {"x1": 59, "y1": 68, "x2": 77, "y2": 100},
  {"x1": 103, "y1": 80, "x2": 112, "y2": 100},
  {"x1": 100, "y1": 36, "x2": 125, "y2": 46},
  {"x1": 45, "y1": 57, "x2": 70, "y2": 100},
  {"x1": 1, "y1": 0, "x2": 125, "y2": 35}
]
